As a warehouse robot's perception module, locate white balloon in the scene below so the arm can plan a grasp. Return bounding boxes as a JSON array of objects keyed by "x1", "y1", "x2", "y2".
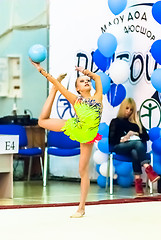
[
  {"x1": 99, "y1": 161, "x2": 108, "y2": 177},
  {"x1": 93, "y1": 150, "x2": 108, "y2": 164},
  {"x1": 100, "y1": 162, "x2": 116, "y2": 177},
  {"x1": 109, "y1": 60, "x2": 130, "y2": 84}
]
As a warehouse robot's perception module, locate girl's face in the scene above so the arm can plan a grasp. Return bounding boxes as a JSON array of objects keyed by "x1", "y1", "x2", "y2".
[
  {"x1": 124, "y1": 104, "x2": 133, "y2": 118},
  {"x1": 76, "y1": 76, "x2": 91, "y2": 94}
]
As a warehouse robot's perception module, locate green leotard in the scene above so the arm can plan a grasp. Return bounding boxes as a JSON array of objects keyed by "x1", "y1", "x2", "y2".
[{"x1": 61, "y1": 96, "x2": 102, "y2": 143}]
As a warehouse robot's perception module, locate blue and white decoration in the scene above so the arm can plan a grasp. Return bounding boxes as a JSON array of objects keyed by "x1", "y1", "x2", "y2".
[{"x1": 49, "y1": 0, "x2": 161, "y2": 183}]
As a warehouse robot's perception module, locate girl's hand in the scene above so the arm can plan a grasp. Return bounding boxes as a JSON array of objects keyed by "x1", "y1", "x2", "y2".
[
  {"x1": 29, "y1": 58, "x2": 41, "y2": 71},
  {"x1": 75, "y1": 66, "x2": 84, "y2": 73}
]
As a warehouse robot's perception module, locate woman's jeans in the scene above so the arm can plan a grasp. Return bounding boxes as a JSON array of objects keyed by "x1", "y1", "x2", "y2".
[{"x1": 114, "y1": 140, "x2": 150, "y2": 175}]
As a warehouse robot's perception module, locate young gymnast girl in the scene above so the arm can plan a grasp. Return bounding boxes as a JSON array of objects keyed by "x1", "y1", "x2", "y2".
[{"x1": 30, "y1": 59, "x2": 103, "y2": 218}]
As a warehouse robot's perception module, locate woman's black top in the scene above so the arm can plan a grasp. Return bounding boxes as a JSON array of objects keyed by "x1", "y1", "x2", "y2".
[{"x1": 109, "y1": 117, "x2": 149, "y2": 149}]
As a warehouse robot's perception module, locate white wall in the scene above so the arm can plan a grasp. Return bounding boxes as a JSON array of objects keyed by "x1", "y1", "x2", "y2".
[{"x1": 48, "y1": 0, "x2": 161, "y2": 179}]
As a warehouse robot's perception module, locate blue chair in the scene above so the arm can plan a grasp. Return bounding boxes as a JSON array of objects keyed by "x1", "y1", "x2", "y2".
[
  {"x1": 0, "y1": 124, "x2": 43, "y2": 181},
  {"x1": 43, "y1": 131, "x2": 80, "y2": 187},
  {"x1": 107, "y1": 151, "x2": 153, "y2": 195}
]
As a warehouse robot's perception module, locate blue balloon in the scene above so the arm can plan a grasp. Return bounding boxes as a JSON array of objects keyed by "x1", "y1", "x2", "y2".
[
  {"x1": 96, "y1": 164, "x2": 101, "y2": 174},
  {"x1": 117, "y1": 175, "x2": 134, "y2": 188},
  {"x1": 150, "y1": 68, "x2": 161, "y2": 92},
  {"x1": 149, "y1": 127, "x2": 161, "y2": 142},
  {"x1": 108, "y1": 0, "x2": 127, "y2": 15},
  {"x1": 153, "y1": 162, "x2": 161, "y2": 175},
  {"x1": 153, "y1": 152, "x2": 161, "y2": 164},
  {"x1": 107, "y1": 83, "x2": 126, "y2": 107},
  {"x1": 113, "y1": 159, "x2": 122, "y2": 166},
  {"x1": 150, "y1": 40, "x2": 161, "y2": 65},
  {"x1": 98, "y1": 137, "x2": 109, "y2": 153},
  {"x1": 152, "y1": 138, "x2": 161, "y2": 155},
  {"x1": 115, "y1": 162, "x2": 133, "y2": 176},
  {"x1": 92, "y1": 72, "x2": 111, "y2": 95},
  {"x1": 98, "y1": 122, "x2": 109, "y2": 138},
  {"x1": 152, "y1": 1, "x2": 161, "y2": 24},
  {"x1": 93, "y1": 49, "x2": 111, "y2": 72},
  {"x1": 97, "y1": 175, "x2": 106, "y2": 188},
  {"x1": 97, "y1": 33, "x2": 117, "y2": 58},
  {"x1": 28, "y1": 44, "x2": 47, "y2": 63}
]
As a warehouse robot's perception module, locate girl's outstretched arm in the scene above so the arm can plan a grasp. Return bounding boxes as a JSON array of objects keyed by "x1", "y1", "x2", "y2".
[
  {"x1": 75, "y1": 66, "x2": 102, "y2": 102},
  {"x1": 30, "y1": 59, "x2": 77, "y2": 106}
]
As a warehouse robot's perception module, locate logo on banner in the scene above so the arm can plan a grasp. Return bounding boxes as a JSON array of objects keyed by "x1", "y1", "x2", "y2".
[
  {"x1": 56, "y1": 94, "x2": 75, "y2": 119},
  {"x1": 139, "y1": 98, "x2": 161, "y2": 130}
]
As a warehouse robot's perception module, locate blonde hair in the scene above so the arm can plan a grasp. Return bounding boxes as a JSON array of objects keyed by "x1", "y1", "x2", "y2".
[{"x1": 117, "y1": 98, "x2": 143, "y2": 133}]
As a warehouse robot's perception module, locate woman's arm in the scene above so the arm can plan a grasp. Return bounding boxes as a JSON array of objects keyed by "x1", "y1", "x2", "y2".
[
  {"x1": 30, "y1": 59, "x2": 77, "y2": 106},
  {"x1": 75, "y1": 66, "x2": 102, "y2": 102}
]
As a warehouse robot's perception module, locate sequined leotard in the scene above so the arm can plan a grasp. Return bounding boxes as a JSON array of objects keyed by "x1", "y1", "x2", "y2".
[{"x1": 61, "y1": 96, "x2": 102, "y2": 143}]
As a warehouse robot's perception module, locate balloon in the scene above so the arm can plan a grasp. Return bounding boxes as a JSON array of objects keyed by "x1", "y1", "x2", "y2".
[
  {"x1": 28, "y1": 44, "x2": 47, "y2": 63},
  {"x1": 107, "y1": 83, "x2": 126, "y2": 107},
  {"x1": 93, "y1": 150, "x2": 108, "y2": 164},
  {"x1": 93, "y1": 49, "x2": 111, "y2": 72},
  {"x1": 149, "y1": 127, "x2": 161, "y2": 142},
  {"x1": 98, "y1": 122, "x2": 109, "y2": 138},
  {"x1": 150, "y1": 68, "x2": 161, "y2": 92},
  {"x1": 153, "y1": 162, "x2": 161, "y2": 175},
  {"x1": 92, "y1": 72, "x2": 111, "y2": 94},
  {"x1": 96, "y1": 164, "x2": 101, "y2": 174},
  {"x1": 97, "y1": 175, "x2": 107, "y2": 188},
  {"x1": 115, "y1": 162, "x2": 133, "y2": 176},
  {"x1": 152, "y1": 138, "x2": 161, "y2": 155},
  {"x1": 98, "y1": 137, "x2": 109, "y2": 153},
  {"x1": 97, "y1": 33, "x2": 117, "y2": 58},
  {"x1": 150, "y1": 40, "x2": 161, "y2": 65},
  {"x1": 152, "y1": 1, "x2": 161, "y2": 24},
  {"x1": 117, "y1": 175, "x2": 134, "y2": 188},
  {"x1": 108, "y1": 0, "x2": 127, "y2": 15},
  {"x1": 153, "y1": 152, "x2": 161, "y2": 164},
  {"x1": 99, "y1": 161, "x2": 108, "y2": 177},
  {"x1": 109, "y1": 60, "x2": 130, "y2": 84}
]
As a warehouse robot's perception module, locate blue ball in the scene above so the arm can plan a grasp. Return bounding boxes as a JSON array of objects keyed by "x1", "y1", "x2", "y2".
[
  {"x1": 108, "y1": 0, "x2": 127, "y2": 15},
  {"x1": 97, "y1": 33, "x2": 117, "y2": 58},
  {"x1": 117, "y1": 175, "x2": 134, "y2": 188},
  {"x1": 97, "y1": 175, "x2": 106, "y2": 188},
  {"x1": 150, "y1": 68, "x2": 161, "y2": 92},
  {"x1": 149, "y1": 127, "x2": 161, "y2": 142},
  {"x1": 28, "y1": 44, "x2": 47, "y2": 63},
  {"x1": 152, "y1": 1, "x2": 161, "y2": 24}
]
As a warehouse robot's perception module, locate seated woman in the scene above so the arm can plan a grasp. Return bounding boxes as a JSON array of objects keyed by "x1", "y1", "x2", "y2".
[{"x1": 109, "y1": 97, "x2": 160, "y2": 196}]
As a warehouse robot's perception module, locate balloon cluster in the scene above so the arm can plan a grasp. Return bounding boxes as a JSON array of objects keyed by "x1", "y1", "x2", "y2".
[
  {"x1": 114, "y1": 159, "x2": 134, "y2": 188},
  {"x1": 93, "y1": 123, "x2": 112, "y2": 188},
  {"x1": 150, "y1": 1, "x2": 161, "y2": 91},
  {"x1": 92, "y1": 1, "x2": 129, "y2": 107},
  {"x1": 149, "y1": 127, "x2": 161, "y2": 174}
]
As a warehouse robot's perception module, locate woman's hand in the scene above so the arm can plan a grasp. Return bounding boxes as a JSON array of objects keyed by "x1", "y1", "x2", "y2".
[
  {"x1": 120, "y1": 136, "x2": 129, "y2": 143},
  {"x1": 127, "y1": 131, "x2": 139, "y2": 137}
]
